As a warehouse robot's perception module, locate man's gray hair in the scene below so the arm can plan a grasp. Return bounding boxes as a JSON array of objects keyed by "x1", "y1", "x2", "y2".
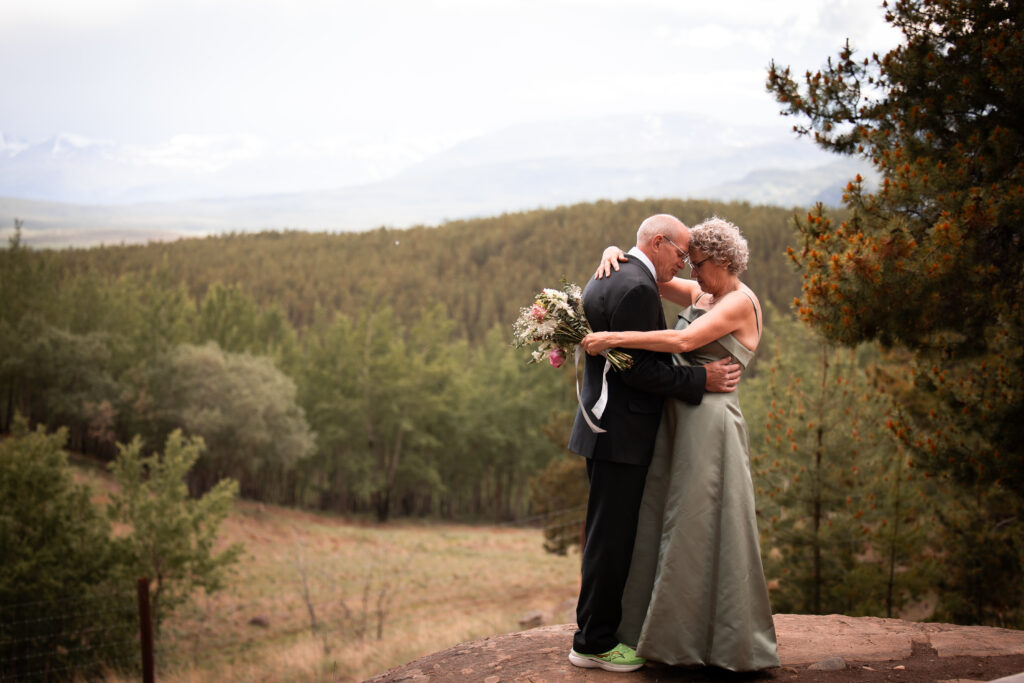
[{"x1": 690, "y1": 217, "x2": 749, "y2": 275}]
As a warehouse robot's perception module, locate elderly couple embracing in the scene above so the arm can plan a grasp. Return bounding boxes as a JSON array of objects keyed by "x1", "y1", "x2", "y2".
[{"x1": 567, "y1": 213, "x2": 779, "y2": 674}]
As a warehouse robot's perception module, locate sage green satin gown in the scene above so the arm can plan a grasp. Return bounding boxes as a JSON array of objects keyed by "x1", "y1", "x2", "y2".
[{"x1": 616, "y1": 303, "x2": 779, "y2": 671}]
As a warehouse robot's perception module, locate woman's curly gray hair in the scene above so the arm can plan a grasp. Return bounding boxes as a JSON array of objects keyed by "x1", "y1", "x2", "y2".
[{"x1": 690, "y1": 217, "x2": 749, "y2": 275}]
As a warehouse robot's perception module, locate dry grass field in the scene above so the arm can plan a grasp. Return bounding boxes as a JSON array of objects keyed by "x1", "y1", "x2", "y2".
[{"x1": 72, "y1": 461, "x2": 582, "y2": 682}]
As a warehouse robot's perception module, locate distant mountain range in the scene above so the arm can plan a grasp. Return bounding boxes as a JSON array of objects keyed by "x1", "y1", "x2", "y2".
[{"x1": 0, "y1": 115, "x2": 875, "y2": 248}]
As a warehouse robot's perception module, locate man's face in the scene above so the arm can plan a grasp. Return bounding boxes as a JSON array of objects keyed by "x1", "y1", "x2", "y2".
[{"x1": 654, "y1": 230, "x2": 689, "y2": 282}]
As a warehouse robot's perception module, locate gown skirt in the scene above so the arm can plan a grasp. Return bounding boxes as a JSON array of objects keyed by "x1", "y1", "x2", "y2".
[{"x1": 616, "y1": 305, "x2": 779, "y2": 671}]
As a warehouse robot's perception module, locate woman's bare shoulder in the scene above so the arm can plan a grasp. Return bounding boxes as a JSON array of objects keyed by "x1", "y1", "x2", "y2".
[
  {"x1": 737, "y1": 283, "x2": 762, "y2": 315},
  {"x1": 738, "y1": 281, "x2": 760, "y2": 302}
]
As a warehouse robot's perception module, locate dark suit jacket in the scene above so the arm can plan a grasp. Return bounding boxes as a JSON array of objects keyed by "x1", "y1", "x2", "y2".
[{"x1": 568, "y1": 255, "x2": 705, "y2": 466}]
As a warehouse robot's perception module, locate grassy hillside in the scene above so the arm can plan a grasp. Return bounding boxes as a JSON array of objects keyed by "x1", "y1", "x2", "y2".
[{"x1": 72, "y1": 461, "x2": 580, "y2": 682}]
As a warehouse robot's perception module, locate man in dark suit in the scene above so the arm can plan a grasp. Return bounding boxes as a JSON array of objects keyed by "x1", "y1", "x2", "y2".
[{"x1": 567, "y1": 214, "x2": 740, "y2": 672}]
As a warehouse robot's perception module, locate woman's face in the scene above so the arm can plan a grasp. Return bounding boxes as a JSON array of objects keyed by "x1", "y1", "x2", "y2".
[{"x1": 688, "y1": 247, "x2": 730, "y2": 295}]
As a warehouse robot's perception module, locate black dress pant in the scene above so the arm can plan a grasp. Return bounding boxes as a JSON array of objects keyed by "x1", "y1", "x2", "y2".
[{"x1": 573, "y1": 456, "x2": 649, "y2": 654}]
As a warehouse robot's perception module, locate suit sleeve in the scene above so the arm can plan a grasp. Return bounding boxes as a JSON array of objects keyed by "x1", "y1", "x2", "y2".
[{"x1": 610, "y1": 285, "x2": 705, "y2": 405}]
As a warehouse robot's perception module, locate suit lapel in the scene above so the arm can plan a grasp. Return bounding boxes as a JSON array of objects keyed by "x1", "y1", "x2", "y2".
[{"x1": 624, "y1": 255, "x2": 666, "y2": 330}]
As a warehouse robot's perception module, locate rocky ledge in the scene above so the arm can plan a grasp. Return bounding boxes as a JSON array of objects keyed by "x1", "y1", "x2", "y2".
[{"x1": 367, "y1": 614, "x2": 1024, "y2": 682}]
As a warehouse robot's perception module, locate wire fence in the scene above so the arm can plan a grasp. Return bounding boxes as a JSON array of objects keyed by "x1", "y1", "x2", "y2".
[
  {"x1": 0, "y1": 507, "x2": 587, "y2": 681},
  {"x1": 0, "y1": 587, "x2": 140, "y2": 682}
]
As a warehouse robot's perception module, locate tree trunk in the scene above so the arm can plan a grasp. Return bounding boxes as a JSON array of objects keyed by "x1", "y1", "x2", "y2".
[
  {"x1": 494, "y1": 468, "x2": 504, "y2": 522},
  {"x1": 375, "y1": 489, "x2": 390, "y2": 523},
  {"x1": 886, "y1": 448, "x2": 903, "y2": 618},
  {"x1": 2, "y1": 380, "x2": 13, "y2": 432},
  {"x1": 375, "y1": 426, "x2": 404, "y2": 523},
  {"x1": 812, "y1": 345, "x2": 829, "y2": 614},
  {"x1": 812, "y1": 446, "x2": 822, "y2": 615}
]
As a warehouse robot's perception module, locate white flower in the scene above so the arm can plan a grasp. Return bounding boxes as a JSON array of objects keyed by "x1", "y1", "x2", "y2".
[{"x1": 536, "y1": 319, "x2": 557, "y2": 337}]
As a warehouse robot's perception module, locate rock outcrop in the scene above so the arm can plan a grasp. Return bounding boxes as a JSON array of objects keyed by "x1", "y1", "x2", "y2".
[{"x1": 366, "y1": 614, "x2": 1024, "y2": 682}]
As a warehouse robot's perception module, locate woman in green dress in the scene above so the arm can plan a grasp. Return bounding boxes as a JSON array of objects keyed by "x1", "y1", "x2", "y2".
[{"x1": 582, "y1": 216, "x2": 779, "y2": 671}]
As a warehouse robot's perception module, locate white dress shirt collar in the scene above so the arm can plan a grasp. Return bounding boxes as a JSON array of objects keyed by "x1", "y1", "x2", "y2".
[{"x1": 627, "y1": 246, "x2": 656, "y2": 280}]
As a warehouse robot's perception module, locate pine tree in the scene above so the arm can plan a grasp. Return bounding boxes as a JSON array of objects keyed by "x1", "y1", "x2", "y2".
[
  {"x1": 767, "y1": 0, "x2": 1023, "y2": 486},
  {"x1": 766, "y1": 0, "x2": 1023, "y2": 624},
  {"x1": 750, "y1": 312, "x2": 935, "y2": 616},
  {"x1": 0, "y1": 418, "x2": 137, "y2": 679}
]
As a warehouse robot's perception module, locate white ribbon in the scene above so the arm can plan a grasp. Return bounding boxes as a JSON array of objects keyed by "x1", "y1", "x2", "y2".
[{"x1": 574, "y1": 346, "x2": 611, "y2": 434}]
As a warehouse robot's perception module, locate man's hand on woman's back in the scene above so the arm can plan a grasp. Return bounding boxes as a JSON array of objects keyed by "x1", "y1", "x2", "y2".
[{"x1": 704, "y1": 357, "x2": 741, "y2": 392}]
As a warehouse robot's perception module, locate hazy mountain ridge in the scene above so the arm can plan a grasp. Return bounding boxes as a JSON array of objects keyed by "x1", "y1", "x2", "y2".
[
  {"x1": 0, "y1": 115, "x2": 875, "y2": 248},
  {"x1": 704, "y1": 158, "x2": 879, "y2": 207}
]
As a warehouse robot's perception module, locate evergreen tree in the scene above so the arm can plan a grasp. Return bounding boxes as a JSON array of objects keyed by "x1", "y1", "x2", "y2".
[
  {"x1": 766, "y1": 0, "x2": 1023, "y2": 624},
  {"x1": 135, "y1": 274, "x2": 199, "y2": 356},
  {"x1": 196, "y1": 282, "x2": 298, "y2": 363},
  {"x1": 196, "y1": 282, "x2": 262, "y2": 353},
  {"x1": 0, "y1": 220, "x2": 58, "y2": 328},
  {"x1": 749, "y1": 311, "x2": 935, "y2": 616},
  {"x1": 0, "y1": 418, "x2": 137, "y2": 680},
  {"x1": 31, "y1": 199, "x2": 804, "y2": 343},
  {"x1": 0, "y1": 315, "x2": 119, "y2": 447}
]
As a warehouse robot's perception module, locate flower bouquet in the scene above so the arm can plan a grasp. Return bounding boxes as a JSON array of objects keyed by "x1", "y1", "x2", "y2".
[{"x1": 512, "y1": 281, "x2": 632, "y2": 371}]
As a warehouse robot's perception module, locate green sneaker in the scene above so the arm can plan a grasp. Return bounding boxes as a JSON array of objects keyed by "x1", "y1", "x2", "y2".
[{"x1": 568, "y1": 643, "x2": 645, "y2": 672}]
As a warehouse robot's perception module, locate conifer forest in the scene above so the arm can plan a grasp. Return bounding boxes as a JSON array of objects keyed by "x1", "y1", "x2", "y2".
[{"x1": 2, "y1": 7, "x2": 1022, "y2": 681}]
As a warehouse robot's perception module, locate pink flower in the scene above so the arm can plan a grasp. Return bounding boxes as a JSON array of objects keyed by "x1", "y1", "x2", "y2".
[
  {"x1": 548, "y1": 348, "x2": 566, "y2": 368},
  {"x1": 530, "y1": 304, "x2": 547, "y2": 321}
]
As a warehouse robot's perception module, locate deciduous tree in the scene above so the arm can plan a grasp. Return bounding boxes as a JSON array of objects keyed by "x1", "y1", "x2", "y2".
[
  {"x1": 123, "y1": 342, "x2": 315, "y2": 500},
  {"x1": 107, "y1": 430, "x2": 243, "y2": 631}
]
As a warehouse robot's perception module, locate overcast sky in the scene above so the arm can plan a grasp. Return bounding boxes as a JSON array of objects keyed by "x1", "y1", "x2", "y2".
[{"x1": 0, "y1": 0, "x2": 900, "y2": 195}]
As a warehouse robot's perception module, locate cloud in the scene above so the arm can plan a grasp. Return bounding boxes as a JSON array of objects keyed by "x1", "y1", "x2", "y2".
[
  {"x1": 3, "y1": 0, "x2": 147, "y2": 28},
  {"x1": 126, "y1": 135, "x2": 268, "y2": 173},
  {"x1": 0, "y1": 132, "x2": 29, "y2": 156},
  {"x1": 656, "y1": 23, "x2": 774, "y2": 52},
  {"x1": 0, "y1": 0, "x2": 902, "y2": 203}
]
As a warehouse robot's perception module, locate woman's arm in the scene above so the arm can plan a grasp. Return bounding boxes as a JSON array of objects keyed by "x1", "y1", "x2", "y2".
[
  {"x1": 594, "y1": 246, "x2": 627, "y2": 279},
  {"x1": 581, "y1": 291, "x2": 753, "y2": 355},
  {"x1": 657, "y1": 277, "x2": 700, "y2": 307},
  {"x1": 582, "y1": 327, "x2": 690, "y2": 354}
]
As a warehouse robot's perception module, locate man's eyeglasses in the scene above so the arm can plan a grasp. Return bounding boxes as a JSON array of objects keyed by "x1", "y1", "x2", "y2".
[
  {"x1": 662, "y1": 236, "x2": 710, "y2": 270},
  {"x1": 662, "y1": 236, "x2": 688, "y2": 263}
]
